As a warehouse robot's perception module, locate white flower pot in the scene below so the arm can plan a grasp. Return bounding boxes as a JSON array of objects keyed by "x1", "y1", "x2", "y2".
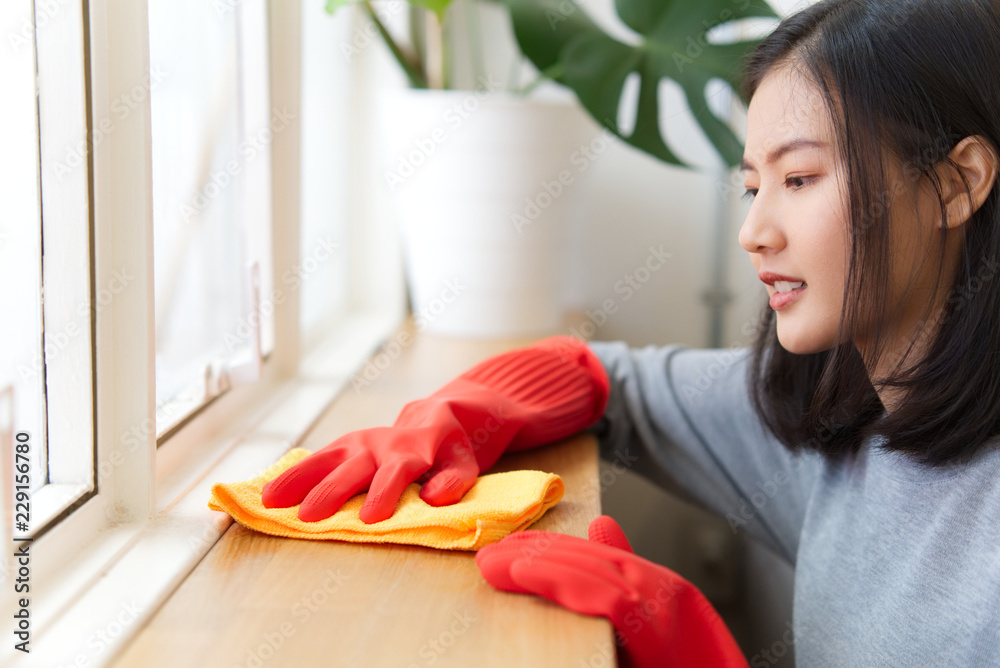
[{"x1": 377, "y1": 87, "x2": 591, "y2": 338}]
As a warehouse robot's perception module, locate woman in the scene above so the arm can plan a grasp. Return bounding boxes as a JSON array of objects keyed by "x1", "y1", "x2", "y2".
[{"x1": 262, "y1": 1, "x2": 1000, "y2": 664}]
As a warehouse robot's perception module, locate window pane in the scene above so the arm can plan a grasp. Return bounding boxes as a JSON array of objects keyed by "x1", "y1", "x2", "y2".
[
  {"x1": 0, "y1": 35, "x2": 47, "y2": 493},
  {"x1": 2, "y1": 0, "x2": 95, "y2": 523},
  {"x1": 149, "y1": 0, "x2": 266, "y2": 421},
  {"x1": 300, "y1": 0, "x2": 352, "y2": 336},
  {"x1": 237, "y1": 0, "x2": 275, "y2": 356}
]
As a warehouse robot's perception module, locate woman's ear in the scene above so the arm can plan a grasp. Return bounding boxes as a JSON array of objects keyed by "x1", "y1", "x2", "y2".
[{"x1": 940, "y1": 135, "x2": 999, "y2": 229}]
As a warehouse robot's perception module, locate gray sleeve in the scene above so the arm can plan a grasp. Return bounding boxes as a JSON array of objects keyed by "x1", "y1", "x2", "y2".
[{"x1": 587, "y1": 340, "x2": 823, "y2": 565}]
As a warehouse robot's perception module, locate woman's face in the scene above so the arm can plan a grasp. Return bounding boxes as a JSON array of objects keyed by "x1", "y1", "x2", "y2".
[
  {"x1": 739, "y1": 66, "x2": 850, "y2": 354},
  {"x1": 740, "y1": 66, "x2": 962, "y2": 368}
]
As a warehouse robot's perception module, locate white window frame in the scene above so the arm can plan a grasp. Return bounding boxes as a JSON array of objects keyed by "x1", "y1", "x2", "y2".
[
  {"x1": 32, "y1": 0, "x2": 96, "y2": 532},
  {"x1": 0, "y1": 0, "x2": 96, "y2": 538},
  {"x1": 0, "y1": 1, "x2": 405, "y2": 665}
]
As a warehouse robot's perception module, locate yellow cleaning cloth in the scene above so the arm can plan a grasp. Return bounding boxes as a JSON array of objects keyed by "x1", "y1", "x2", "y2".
[{"x1": 208, "y1": 448, "x2": 565, "y2": 551}]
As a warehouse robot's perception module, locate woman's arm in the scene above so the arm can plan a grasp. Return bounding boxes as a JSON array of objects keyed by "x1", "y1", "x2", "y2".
[{"x1": 588, "y1": 341, "x2": 823, "y2": 563}]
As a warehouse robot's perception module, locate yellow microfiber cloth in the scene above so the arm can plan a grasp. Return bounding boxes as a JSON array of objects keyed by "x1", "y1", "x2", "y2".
[{"x1": 208, "y1": 448, "x2": 565, "y2": 551}]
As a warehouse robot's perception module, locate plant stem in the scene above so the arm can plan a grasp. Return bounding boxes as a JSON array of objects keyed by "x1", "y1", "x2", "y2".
[
  {"x1": 361, "y1": 0, "x2": 427, "y2": 88},
  {"x1": 409, "y1": 4, "x2": 427, "y2": 79},
  {"x1": 424, "y1": 8, "x2": 443, "y2": 88},
  {"x1": 506, "y1": 56, "x2": 520, "y2": 92},
  {"x1": 516, "y1": 62, "x2": 566, "y2": 96},
  {"x1": 465, "y1": 0, "x2": 484, "y2": 87},
  {"x1": 440, "y1": 10, "x2": 452, "y2": 90}
]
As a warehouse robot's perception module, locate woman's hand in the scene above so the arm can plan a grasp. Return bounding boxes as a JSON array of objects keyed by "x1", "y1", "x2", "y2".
[
  {"x1": 476, "y1": 516, "x2": 750, "y2": 668},
  {"x1": 261, "y1": 336, "x2": 610, "y2": 523},
  {"x1": 261, "y1": 416, "x2": 485, "y2": 524}
]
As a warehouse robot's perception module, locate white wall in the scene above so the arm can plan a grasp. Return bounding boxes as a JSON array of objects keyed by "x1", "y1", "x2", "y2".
[
  {"x1": 448, "y1": 0, "x2": 779, "y2": 350},
  {"x1": 358, "y1": 0, "x2": 815, "y2": 663}
]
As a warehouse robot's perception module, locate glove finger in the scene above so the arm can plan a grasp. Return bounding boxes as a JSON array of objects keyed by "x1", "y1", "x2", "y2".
[
  {"x1": 476, "y1": 532, "x2": 574, "y2": 593},
  {"x1": 483, "y1": 529, "x2": 619, "y2": 557},
  {"x1": 359, "y1": 457, "x2": 433, "y2": 524},
  {"x1": 507, "y1": 556, "x2": 636, "y2": 619},
  {"x1": 588, "y1": 515, "x2": 634, "y2": 553},
  {"x1": 418, "y1": 454, "x2": 479, "y2": 508},
  {"x1": 262, "y1": 446, "x2": 353, "y2": 509},
  {"x1": 297, "y1": 453, "x2": 377, "y2": 522},
  {"x1": 477, "y1": 530, "x2": 601, "y2": 579},
  {"x1": 477, "y1": 534, "x2": 631, "y2": 595},
  {"x1": 477, "y1": 529, "x2": 584, "y2": 562}
]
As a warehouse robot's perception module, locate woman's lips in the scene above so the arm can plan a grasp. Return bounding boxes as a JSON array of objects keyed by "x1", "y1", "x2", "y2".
[
  {"x1": 758, "y1": 271, "x2": 806, "y2": 285},
  {"x1": 769, "y1": 284, "x2": 807, "y2": 310}
]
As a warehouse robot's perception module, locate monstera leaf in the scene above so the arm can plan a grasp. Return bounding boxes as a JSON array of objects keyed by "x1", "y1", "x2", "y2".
[{"x1": 500, "y1": 0, "x2": 779, "y2": 168}]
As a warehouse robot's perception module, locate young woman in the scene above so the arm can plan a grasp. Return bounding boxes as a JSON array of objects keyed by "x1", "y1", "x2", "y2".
[{"x1": 261, "y1": 0, "x2": 1000, "y2": 665}]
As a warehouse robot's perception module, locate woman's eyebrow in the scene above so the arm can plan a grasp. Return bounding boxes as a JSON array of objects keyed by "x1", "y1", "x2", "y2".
[{"x1": 741, "y1": 138, "x2": 829, "y2": 172}]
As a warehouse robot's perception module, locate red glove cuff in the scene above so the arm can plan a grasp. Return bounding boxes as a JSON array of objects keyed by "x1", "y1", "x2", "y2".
[{"x1": 445, "y1": 336, "x2": 610, "y2": 451}]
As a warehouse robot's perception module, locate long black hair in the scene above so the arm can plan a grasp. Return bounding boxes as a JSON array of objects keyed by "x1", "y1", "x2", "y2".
[{"x1": 742, "y1": 0, "x2": 1000, "y2": 466}]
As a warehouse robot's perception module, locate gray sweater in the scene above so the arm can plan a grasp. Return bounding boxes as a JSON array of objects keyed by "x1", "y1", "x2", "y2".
[{"x1": 588, "y1": 341, "x2": 1000, "y2": 667}]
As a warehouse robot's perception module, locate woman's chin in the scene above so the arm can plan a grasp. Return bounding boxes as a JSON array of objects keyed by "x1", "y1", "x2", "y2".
[{"x1": 776, "y1": 325, "x2": 836, "y2": 355}]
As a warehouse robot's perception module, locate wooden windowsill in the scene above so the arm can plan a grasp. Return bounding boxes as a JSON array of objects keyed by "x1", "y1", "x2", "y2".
[{"x1": 111, "y1": 321, "x2": 615, "y2": 667}]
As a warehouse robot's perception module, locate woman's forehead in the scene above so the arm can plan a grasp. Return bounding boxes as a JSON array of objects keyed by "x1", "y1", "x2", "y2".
[{"x1": 744, "y1": 66, "x2": 834, "y2": 163}]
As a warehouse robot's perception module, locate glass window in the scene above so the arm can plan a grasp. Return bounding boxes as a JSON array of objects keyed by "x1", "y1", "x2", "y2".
[
  {"x1": 299, "y1": 0, "x2": 353, "y2": 339},
  {"x1": 149, "y1": 0, "x2": 274, "y2": 436}
]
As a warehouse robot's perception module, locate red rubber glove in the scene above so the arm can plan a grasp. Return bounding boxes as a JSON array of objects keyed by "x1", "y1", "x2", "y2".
[
  {"x1": 261, "y1": 336, "x2": 609, "y2": 523},
  {"x1": 476, "y1": 516, "x2": 750, "y2": 668}
]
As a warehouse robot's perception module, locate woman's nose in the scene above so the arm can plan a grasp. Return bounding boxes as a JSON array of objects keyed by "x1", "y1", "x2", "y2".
[{"x1": 738, "y1": 197, "x2": 784, "y2": 255}]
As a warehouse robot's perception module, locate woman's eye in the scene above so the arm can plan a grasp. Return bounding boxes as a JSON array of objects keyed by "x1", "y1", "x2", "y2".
[
  {"x1": 785, "y1": 176, "x2": 811, "y2": 189},
  {"x1": 742, "y1": 188, "x2": 758, "y2": 201}
]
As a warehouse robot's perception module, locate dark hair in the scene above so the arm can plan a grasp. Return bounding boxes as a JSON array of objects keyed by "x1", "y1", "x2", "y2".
[{"x1": 742, "y1": 0, "x2": 1000, "y2": 466}]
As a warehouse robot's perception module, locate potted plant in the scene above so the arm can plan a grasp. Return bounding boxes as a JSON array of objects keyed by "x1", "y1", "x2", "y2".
[{"x1": 327, "y1": 0, "x2": 778, "y2": 337}]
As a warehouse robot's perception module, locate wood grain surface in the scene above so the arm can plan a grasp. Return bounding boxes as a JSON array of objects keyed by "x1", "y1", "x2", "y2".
[{"x1": 111, "y1": 325, "x2": 616, "y2": 668}]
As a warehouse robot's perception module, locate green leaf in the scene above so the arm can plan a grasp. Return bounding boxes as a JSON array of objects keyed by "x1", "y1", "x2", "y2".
[
  {"x1": 498, "y1": 0, "x2": 604, "y2": 72},
  {"x1": 326, "y1": 0, "x2": 454, "y2": 24},
  {"x1": 410, "y1": 0, "x2": 454, "y2": 22},
  {"x1": 325, "y1": 0, "x2": 351, "y2": 14},
  {"x1": 499, "y1": 0, "x2": 779, "y2": 168}
]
